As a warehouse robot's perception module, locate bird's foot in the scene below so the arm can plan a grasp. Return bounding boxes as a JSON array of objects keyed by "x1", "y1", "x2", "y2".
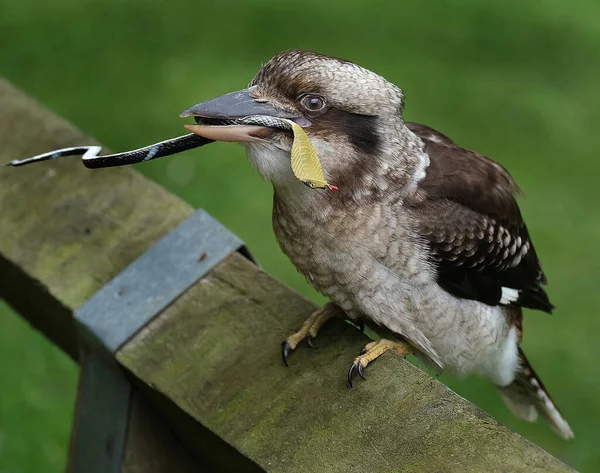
[
  {"x1": 281, "y1": 303, "x2": 343, "y2": 366},
  {"x1": 348, "y1": 339, "x2": 414, "y2": 387}
]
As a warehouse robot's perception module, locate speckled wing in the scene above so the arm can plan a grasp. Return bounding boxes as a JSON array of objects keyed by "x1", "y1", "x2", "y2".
[{"x1": 406, "y1": 123, "x2": 553, "y2": 313}]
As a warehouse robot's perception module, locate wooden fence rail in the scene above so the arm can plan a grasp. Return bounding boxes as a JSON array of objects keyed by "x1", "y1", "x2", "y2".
[{"x1": 0, "y1": 78, "x2": 575, "y2": 473}]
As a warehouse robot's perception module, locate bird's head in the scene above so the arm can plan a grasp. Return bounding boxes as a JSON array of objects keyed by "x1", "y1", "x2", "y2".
[{"x1": 181, "y1": 50, "x2": 406, "y2": 194}]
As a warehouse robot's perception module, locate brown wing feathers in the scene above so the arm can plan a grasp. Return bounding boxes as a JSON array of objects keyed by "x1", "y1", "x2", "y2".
[{"x1": 407, "y1": 122, "x2": 553, "y2": 313}]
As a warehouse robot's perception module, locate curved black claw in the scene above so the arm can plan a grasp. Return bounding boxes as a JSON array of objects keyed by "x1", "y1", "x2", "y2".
[
  {"x1": 281, "y1": 342, "x2": 292, "y2": 367},
  {"x1": 347, "y1": 361, "x2": 367, "y2": 388},
  {"x1": 306, "y1": 334, "x2": 318, "y2": 349},
  {"x1": 347, "y1": 364, "x2": 355, "y2": 388},
  {"x1": 358, "y1": 362, "x2": 365, "y2": 381}
]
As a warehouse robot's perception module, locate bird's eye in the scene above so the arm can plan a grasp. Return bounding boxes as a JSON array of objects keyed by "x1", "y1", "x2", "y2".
[{"x1": 300, "y1": 95, "x2": 326, "y2": 112}]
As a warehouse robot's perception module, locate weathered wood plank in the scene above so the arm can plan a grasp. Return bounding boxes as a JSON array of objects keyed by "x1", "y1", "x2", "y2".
[
  {"x1": 121, "y1": 390, "x2": 204, "y2": 473},
  {"x1": 66, "y1": 357, "x2": 203, "y2": 473},
  {"x1": 0, "y1": 78, "x2": 575, "y2": 472},
  {"x1": 0, "y1": 78, "x2": 202, "y2": 471},
  {"x1": 118, "y1": 253, "x2": 574, "y2": 473},
  {"x1": 0, "y1": 78, "x2": 192, "y2": 357}
]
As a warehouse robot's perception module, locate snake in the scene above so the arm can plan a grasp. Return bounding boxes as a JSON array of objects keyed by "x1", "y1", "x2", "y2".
[{"x1": 5, "y1": 116, "x2": 336, "y2": 190}]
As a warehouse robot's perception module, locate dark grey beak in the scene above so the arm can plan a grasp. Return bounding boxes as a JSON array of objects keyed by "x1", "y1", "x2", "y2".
[
  {"x1": 180, "y1": 88, "x2": 298, "y2": 142},
  {"x1": 179, "y1": 88, "x2": 297, "y2": 121}
]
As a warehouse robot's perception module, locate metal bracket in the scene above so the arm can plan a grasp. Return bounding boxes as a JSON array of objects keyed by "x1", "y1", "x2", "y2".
[
  {"x1": 69, "y1": 208, "x2": 252, "y2": 473},
  {"x1": 75, "y1": 208, "x2": 251, "y2": 353}
]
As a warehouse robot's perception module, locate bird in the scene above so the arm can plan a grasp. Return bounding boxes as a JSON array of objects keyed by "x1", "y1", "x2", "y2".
[{"x1": 180, "y1": 49, "x2": 574, "y2": 439}]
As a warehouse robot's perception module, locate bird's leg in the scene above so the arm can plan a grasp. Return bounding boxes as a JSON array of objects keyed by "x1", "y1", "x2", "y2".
[
  {"x1": 281, "y1": 302, "x2": 344, "y2": 366},
  {"x1": 348, "y1": 339, "x2": 414, "y2": 387}
]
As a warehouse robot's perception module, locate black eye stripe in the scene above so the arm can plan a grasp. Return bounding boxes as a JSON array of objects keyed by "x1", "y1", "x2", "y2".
[{"x1": 312, "y1": 109, "x2": 381, "y2": 156}]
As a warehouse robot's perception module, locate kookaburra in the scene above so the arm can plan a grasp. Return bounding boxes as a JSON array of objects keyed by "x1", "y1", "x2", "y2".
[{"x1": 181, "y1": 50, "x2": 573, "y2": 439}]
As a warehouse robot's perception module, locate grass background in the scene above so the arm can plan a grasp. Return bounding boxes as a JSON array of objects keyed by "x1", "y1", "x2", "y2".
[{"x1": 1, "y1": 1, "x2": 599, "y2": 471}]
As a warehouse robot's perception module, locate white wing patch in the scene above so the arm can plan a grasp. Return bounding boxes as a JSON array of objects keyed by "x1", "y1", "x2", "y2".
[{"x1": 500, "y1": 287, "x2": 520, "y2": 304}]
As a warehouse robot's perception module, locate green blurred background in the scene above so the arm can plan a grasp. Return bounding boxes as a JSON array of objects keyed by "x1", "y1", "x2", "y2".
[{"x1": 1, "y1": 0, "x2": 599, "y2": 471}]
